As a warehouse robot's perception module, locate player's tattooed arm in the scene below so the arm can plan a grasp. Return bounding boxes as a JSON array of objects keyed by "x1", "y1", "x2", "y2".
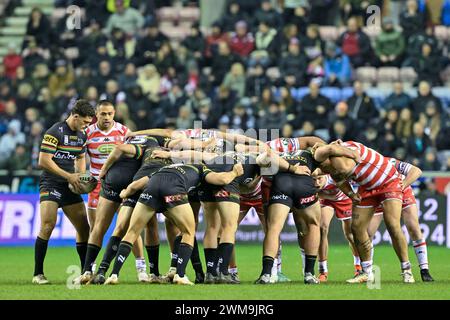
[
  {"x1": 120, "y1": 176, "x2": 150, "y2": 199},
  {"x1": 334, "y1": 176, "x2": 361, "y2": 203},
  {"x1": 402, "y1": 163, "x2": 422, "y2": 190},
  {"x1": 74, "y1": 153, "x2": 86, "y2": 174},
  {"x1": 204, "y1": 163, "x2": 244, "y2": 185},
  {"x1": 125, "y1": 128, "x2": 174, "y2": 139},
  {"x1": 38, "y1": 152, "x2": 83, "y2": 192},
  {"x1": 151, "y1": 149, "x2": 216, "y2": 164}
]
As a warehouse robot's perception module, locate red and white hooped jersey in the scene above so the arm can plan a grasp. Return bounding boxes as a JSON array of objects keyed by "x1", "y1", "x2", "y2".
[
  {"x1": 320, "y1": 175, "x2": 349, "y2": 202},
  {"x1": 240, "y1": 177, "x2": 263, "y2": 201},
  {"x1": 266, "y1": 137, "x2": 300, "y2": 153},
  {"x1": 86, "y1": 121, "x2": 129, "y2": 177},
  {"x1": 342, "y1": 141, "x2": 399, "y2": 191}
]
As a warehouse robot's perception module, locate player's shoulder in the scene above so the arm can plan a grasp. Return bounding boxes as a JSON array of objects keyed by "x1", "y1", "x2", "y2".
[
  {"x1": 113, "y1": 121, "x2": 128, "y2": 134},
  {"x1": 45, "y1": 121, "x2": 65, "y2": 138},
  {"x1": 86, "y1": 123, "x2": 97, "y2": 136}
]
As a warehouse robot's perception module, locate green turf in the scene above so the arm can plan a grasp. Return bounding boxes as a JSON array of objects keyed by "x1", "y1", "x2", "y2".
[{"x1": 0, "y1": 244, "x2": 449, "y2": 300}]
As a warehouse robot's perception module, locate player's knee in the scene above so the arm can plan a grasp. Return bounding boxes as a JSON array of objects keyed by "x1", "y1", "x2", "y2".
[
  {"x1": 320, "y1": 223, "x2": 329, "y2": 235},
  {"x1": 40, "y1": 222, "x2": 56, "y2": 238}
]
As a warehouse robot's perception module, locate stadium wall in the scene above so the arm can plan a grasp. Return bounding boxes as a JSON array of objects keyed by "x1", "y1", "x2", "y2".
[{"x1": 0, "y1": 173, "x2": 449, "y2": 247}]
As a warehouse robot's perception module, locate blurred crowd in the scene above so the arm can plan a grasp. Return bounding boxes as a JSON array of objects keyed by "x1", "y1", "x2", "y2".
[{"x1": 0, "y1": 0, "x2": 449, "y2": 173}]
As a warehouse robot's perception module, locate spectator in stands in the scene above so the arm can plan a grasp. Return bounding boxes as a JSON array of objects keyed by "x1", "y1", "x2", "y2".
[
  {"x1": 400, "y1": 0, "x2": 426, "y2": 40},
  {"x1": 31, "y1": 64, "x2": 50, "y2": 92},
  {"x1": 92, "y1": 60, "x2": 113, "y2": 93},
  {"x1": 324, "y1": 41, "x2": 352, "y2": 87},
  {"x1": 306, "y1": 53, "x2": 325, "y2": 84},
  {"x1": 346, "y1": 80, "x2": 379, "y2": 126},
  {"x1": 298, "y1": 121, "x2": 316, "y2": 137},
  {"x1": 378, "y1": 110, "x2": 403, "y2": 156},
  {"x1": 134, "y1": 21, "x2": 168, "y2": 67},
  {"x1": 211, "y1": 41, "x2": 239, "y2": 86},
  {"x1": 411, "y1": 43, "x2": 442, "y2": 86},
  {"x1": 303, "y1": 25, "x2": 324, "y2": 61},
  {"x1": 403, "y1": 26, "x2": 439, "y2": 67},
  {"x1": 212, "y1": 85, "x2": 237, "y2": 116},
  {"x1": 205, "y1": 22, "x2": 229, "y2": 61},
  {"x1": 375, "y1": 17, "x2": 405, "y2": 67},
  {"x1": 222, "y1": 62, "x2": 246, "y2": 98},
  {"x1": 228, "y1": 103, "x2": 256, "y2": 131},
  {"x1": 137, "y1": 64, "x2": 161, "y2": 101},
  {"x1": 278, "y1": 86, "x2": 297, "y2": 118},
  {"x1": 22, "y1": 41, "x2": 49, "y2": 72},
  {"x1": 229, "y1": 21, "x2": 255, "y2": 59},
  {"x1": 384, "y1": 81, "x2": 412, "y2": 111},
  {"x1": 23, "y1": 107, "x2": 40, "y2": 137},
  {"x1": 258, "y1": 101, "x2": 287, "y2": 131},
  {"x1": 102, "y1": 80, "x2": 122, "y2": 103},
  {"x1": 118, "y1": 62, "x2": 138, "y2": 92},
  {"x1": 27, "y1": 121, "x2": 44, "y2": 169},
  {"x1": 36, "y1": 88, "x2": 56, "y2": 126},
  {"x1": 254, "y1": 0, "x2": 282, "y2": 30},
  {"x1": 48, "y1": 59, "x2": 75, "y2": 99},
  {"x1": 279, "y1": 37, "x2": 308, "y2": 87},
  {"x1": 356, "y1": 125, "x2": 384, "y2": 152},
  {"x1": 196, "y1": 98, "x2": 218, "y2": 129},
  {"x1": 115, "y1": 100, "x2": 136, "y2": 130},
  {"x1": 310, "y1": 0, "x2": 339, "y2": 25},
  {"x1": 182, "y1": 23, "x2": 205, "y2": 64},
  {"x1": 245, "y1": 63, "x2": 269, "y2": 101},
  {"x1": 25, "y1": 7, "x2": 51, "y2": 48},
  {"x1": 0, "y1": 120, "x2": 26, "y2": 160},
  {"x1": 421, "y1": 147, "x2": 442, "y2": 170},
  {"x1": 248, "y1": 20, "x2": 279, "y2": 68},
  {"x1": 337, "y1": 17, "x2": 372, "y2": 68},
  {"x1": 329, "y1": 120, "x2": 352, "y2": 142},
  {"x1": 3, "y1": 44, "x2": 22, "y2": 80},
  {"x1": 176, "y1": 105, "x2": 195, "y2": 129},
  {"x1": 78, "y1": 20, "x2": 108, "y2": 63},
  {"x1": 154, "y1": 42, "x2": 179, "y2": 75},
  {"x1": 296, "y1": 81, "x2": 333, "y2": 129},
  {"x1": 285, "y1": 5, "x2": 308, "y2": 33},
  {"x1": 340, "y1": 0, "x2": 377, "y2": 24},
  {"x1": 255, "y1": 87, "x2": 274, "y2": 113},
  {"x1": 228, "y1": 0, "x2": 260, "y2": 17},
  {"x1": 396, "y1": 108, "x2": 414, "y2": 142},
  {"x1": 106, "y1": 27, "x2": 136, "y2": 72},
  {"x1": 221, "y1": 1, "x2": 250, "y2": 32},
  {"x1": 160, "y1": 84, "x2": 187, "y2": 120},
  {"x1": 16, "y1": 83, "x2": 35, "y2": 114},
  {"x1": 0, "y1": 100, "x2": 22, "y2": 135},
  {"x1": 406, "y1": 121, "x2": 432, "y2": 160},
  {"x1": 84, "y1": 86, "x2": 99, "y2": 107},
  {"x1": 105, "y1": 0, "x2": 145, "y2": 35},
  {"x1": 0, "y1": 144, "x2": 31, "y2": 171},
  {"x1": 436, "y1": 119, "x2": 450, "y2": 150},
  {"x1": 412, "y1": 81, "x2": 443, "y2": 119},
  {"x1": 419, "y1": 101, "x2": 442, "y2": 142},
  {"x1": 328, "y1": 101, "x2": 355, "y2": 137}
]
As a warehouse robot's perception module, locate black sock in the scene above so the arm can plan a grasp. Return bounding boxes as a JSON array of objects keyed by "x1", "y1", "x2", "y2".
[
  {"x1": 262, "y1": 256, "x2": 274, "y2": 276},
  {"x1": 177, "y1": 243, "x2": 193, "y2": 277},
  {"x1": 170, "y1": 235, "x2": 182, "y2": 268},
  {"x1": 76, "y1": 242, "x2": 87, "y2": 270},
  {"x1": 145, "y1": 245, "x2": 160, "y2": 276},
  {"x1": 111, "y1": 241, "x2": 133, "y2": 276},
  {"x1": 217, "y1": 243, "x2": 234, "y2": 275},
  {"x1": 190, "y1": 237, "x2": 203, "y2": 274},
  {"x1": 204, "y1": 248, "x2": 218, "y2": 276},
  {"x1": 34, "y1": 237, "x2": 49, "y2": 276},
  {"x1": 98, "y1": 236, "x2": 121, "y2": 274},
  {"x1": 82, "y1": 243, "x2": 100, "y2": 273},
  {"x1": 305, "y1": 255, "x2": 317, "y2": 275}
]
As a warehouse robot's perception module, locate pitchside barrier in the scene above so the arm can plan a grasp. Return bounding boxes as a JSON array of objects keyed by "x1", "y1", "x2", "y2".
[{"x1": 0, "y1": 171, "x2": 449, "y2": 247}]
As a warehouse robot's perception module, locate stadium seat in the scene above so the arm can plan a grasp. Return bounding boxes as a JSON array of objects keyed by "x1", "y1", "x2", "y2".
[
  {"x1": 293, "y1": 87, "x2": 309, "y2": 101},
  {"x1": 400, "y1": 67, "x2": 418, "y2": 84},
  {"x1": 366, "y1": 87, "x2": 392, "y2": 109},
  {"x1": 431, "y1": 87, "x2": 450, "y2": 110},
  {"x1": 319, "y1": 26, "x2": 338, "y2": 41},
  {"x1": 377, "y1": 67, "x2": 400, "y2": 83},
  {"x1": 404, "y1": 87, "x2": 419, "y2": 99},
  {"x1": 159, "y1": 26, "x2": 189, "y2": 40},
  {"x1": 356, "y1": 67, "x2": 377, "y2": 84},
  {"x1": 179, "y1": 7, "x2": 200, "y2": 22},
  {"x1": 341, "y1": 87, "x2": 354, "y2": 101},
  {"x1": 157, "y1": 7, "x2": 179, "y2": 22},
  {"x1": 320, "y1": 87, "x2": 341, "y2": 103}
]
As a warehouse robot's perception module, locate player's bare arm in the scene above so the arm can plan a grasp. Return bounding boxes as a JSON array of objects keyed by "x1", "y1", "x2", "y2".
[
  {"x1": 313, "y1": 144, "x2": 360, "y2": 164},
  {"x1": 120, "y1": 176, "x2": 150, "y2": 199},
  {"x1": 99, "y1": 144, "x2": 137, "y2": 179},
  {"x1": 125, "y1": 128, "x2": 174, "y2": 139},
  {"x1": 204, "y1": 163, "x2": 244, "y2": 185},
  {"x1": 402, "y1": 164, "x2": 422, "y2": 190},
  {"x1": 75, "y1": 153, "x2": 87, "y2": 174},
  {"x1": 38, "y1": 152, "x2": 83, "y2": 193}
]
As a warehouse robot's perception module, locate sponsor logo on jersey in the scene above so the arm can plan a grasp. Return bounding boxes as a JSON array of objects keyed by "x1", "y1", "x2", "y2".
[
  {"x1": 43, "y1": 134, "x2": 58, "y2": 146},
  {"x1": 98, "y1": 144, "x2": 116, "y2": 154},
  {"x1": 243, "y1": 177, "x2": 254, "y2": 185},
  {"x1": 64, "y1": 135, "x2": 69, "y2": 145},
  {"x1": 70, "y1": 135, "x2": 78, "y2": 141},
  {"x1": 54, "y1": 151, "x2": 77, "y2": 160},
  {"x1": 299, "y1": 195, "x2": 317, "y2": 204}
]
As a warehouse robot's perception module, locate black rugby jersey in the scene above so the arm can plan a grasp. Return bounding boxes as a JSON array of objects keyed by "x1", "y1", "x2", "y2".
[
  {"x1": 156, "y1": 163, "x2": 211, "y2": 192},
  {"x1": 279, "y1": 148, "x2": 321, "y2": 173},
  {"x1": 132, "y1": 135, "x2": 173, "y2": 180},
  {"x1": 40, "y1": 121, "x2": 87, "y2": 183}
]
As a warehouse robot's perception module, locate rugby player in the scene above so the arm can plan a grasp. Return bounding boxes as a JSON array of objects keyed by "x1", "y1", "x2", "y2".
[
  {"x1": 314, "y1": 174, "x2": 360, "y2": 282},
  {"x1": 104, "y1": 162, "x2": 245, "y2": 285},
  {"x1": 33, "y1": 100, "x2": 95, "y2": 284},
  {"x1": 255, "y1": 143, "x2": 360, "y2": 284},
  {"x1": 368, "y1": 158, "x2": 434, "y2": 282},
  {"x1": 85, "y1": 100, "x2": 147, "y2": 281},
  {"x1": 321, "y1": 140, "x2": 415, "y2": 283}
]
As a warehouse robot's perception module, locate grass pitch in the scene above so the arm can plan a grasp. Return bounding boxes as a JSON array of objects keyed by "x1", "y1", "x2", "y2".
[{"x1": 0, "y1": 244, "x2": 449, "y2": 300}]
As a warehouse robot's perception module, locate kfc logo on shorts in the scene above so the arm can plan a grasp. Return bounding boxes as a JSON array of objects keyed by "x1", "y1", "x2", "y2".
[
  {"x1": 165, "y1": 194, "x2": 184, "y2": 203},
  {"x1": 299, "y1": 195, "x2": 316, "y2": 205},
  {"x1": 215, "y1": 190, "x2": 231, "y2": 198}
]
